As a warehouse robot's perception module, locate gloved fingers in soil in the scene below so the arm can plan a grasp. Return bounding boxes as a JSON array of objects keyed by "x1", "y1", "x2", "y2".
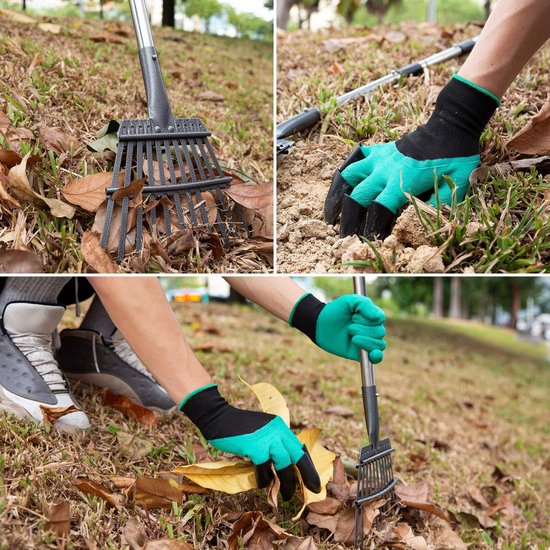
[{"x1": 334, "y1": 75, "x2": 499, "y2": 237}]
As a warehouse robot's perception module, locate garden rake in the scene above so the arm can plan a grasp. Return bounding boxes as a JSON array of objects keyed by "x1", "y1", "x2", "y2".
[
  {"x1": 100, "y1": 0, "x2": 235, "y2": 262},
  {"x1": 352, "y1": 276, "x2": 397, "y2": 549}
]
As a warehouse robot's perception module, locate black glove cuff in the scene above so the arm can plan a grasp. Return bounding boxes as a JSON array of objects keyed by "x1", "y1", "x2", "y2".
[
  {"x1": 180, "y1": 385, "x2": 273, "y2": 441},
  {"x1": 180, "y1": 385, "x2": 229, "y2": 440},
  {"x1": 289, "y1": 293, "x2": 325, "y2": 344},
  {"x1": 397, "y1": 76, "x2": 499, "y2": 160}
]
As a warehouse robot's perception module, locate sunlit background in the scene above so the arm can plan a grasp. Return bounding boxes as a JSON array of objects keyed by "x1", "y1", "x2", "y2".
[{"x1": 1, "y1": 0, "x2": 274, "y2": 40}]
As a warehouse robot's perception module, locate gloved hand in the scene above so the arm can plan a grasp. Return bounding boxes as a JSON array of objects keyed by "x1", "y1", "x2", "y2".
[
  {"x1": 180, "y1": 384, "x2": 321, "y2": 501},
  {"x1": 289, "y1": 293, "x2": 386, "y2": 364},
  {"x1": 330, "y1": 75, "x2": 500, "y2": 238}
]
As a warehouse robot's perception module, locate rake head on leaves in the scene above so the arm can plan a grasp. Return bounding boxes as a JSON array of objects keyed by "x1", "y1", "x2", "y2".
[{"x1": 99, "y1": 118, "x2": 244, "y2": 262}]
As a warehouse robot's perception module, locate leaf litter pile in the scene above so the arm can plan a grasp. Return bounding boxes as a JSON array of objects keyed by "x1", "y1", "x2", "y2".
[
  {"x1": 277, "y1": 23, "x2": 550, "y2": 273},
  {"x1": 0, "y1": 10, "x2": 273, "y2": 273},
  {"x1": 1, "y1": 301, "x2": 549, "y2": 548}
]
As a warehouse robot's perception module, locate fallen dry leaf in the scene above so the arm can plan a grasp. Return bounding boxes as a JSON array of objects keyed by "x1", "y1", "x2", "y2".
[
  {"x1": 508, "y1": 100, "x2": 550, "y2": 154},
  {"x1": 103, "y1": 389, "x2": 157, "y2": 427},
  {"x1": 333, "y1": 508, "x2": 355, "y2": 545},
  {"x1": 225, "y1": 182, "x2": 273, "y2": 210},
  {"x1": 228, "y1": 511, "x2": 290, "y2": 550},
  {"x1": 7, "y1": 152, "x2": 75, "y2": 218},
  {"x1": 326, "y1": 405, "x2": 354, "y2": 418},
  {"x1": 38, "y1": 22, "x2": 61, "y2": 34},
  {"x1": 395, "y1": 483, "x2": 450, "y2": 522},
  {"x1": 45, "y1": 500, "x2": 70, "y2": 537},
  {"x1": 306, "y1": 511, "x2": 339, "y2": 534},
  {"x1": 0, "y1": 111, "x2": 10, "y2": 134},
  {"x1": 172, "y1": 461, "x2": 257, "y2": 494},
  {"x1": 62, "y1": 172, "x2": 118, "y2": 212},
  {"x1": 307, "y1": 496, "x2": 342, "y2": 515},
  {"x1": 281, "y1": 536, "x2": 318, "y2": 550},
  {"x1": 0, "y1": 149, "x2": 22, "y2": 168},
  {"x1": 144, "y1": 541, "x2": 195, "y2": 550},
  {"x1": 117, "y1": 431, "x2": 153, "y2": 461},
  {"x1": 88, "y1": 31, "x2": 126, "y2": 44},
  {"x1": 132, "y1": 477, "x2": 184, "y2": 509},
  {"x1": 39, "y1": 127, "x2": 79, "y2": 155},
  {"x1": 71, "y1": 478, "x2": 122, "y2": 509},
  {"x1": 81, "y1": 231, "x2": 118, "y2": 273},
  {"x1": 92, "y1": 200, "x2": 137, "y2": 254},
  {"x1": 39, "y1": 405, "x2": 81, "y2": 427},
  {"x1": 122, "y1": 518, "x2": 148, "y2": 550},
  {"x1": 197, "y1": 90, "x2": 225, "y2": 102},
  {"x1": 0, "y1": 250, "x2": 43, "y2": 273},
  {"x1": 292, "y1": 429, "x2": 336, "y2": 521}
]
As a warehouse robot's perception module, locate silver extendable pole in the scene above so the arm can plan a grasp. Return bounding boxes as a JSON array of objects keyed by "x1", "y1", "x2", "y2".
[
  {"x1": 353, "y1": 277, "x2": 376, "y2": 388},
  {"x1": 129, "y1": 0, "x2": 155, "y2": 49}
]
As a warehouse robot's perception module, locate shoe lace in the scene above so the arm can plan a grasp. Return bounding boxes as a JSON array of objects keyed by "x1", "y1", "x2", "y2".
[
  {"x1": 9, "y1": 332, "x2": 69, "y2": 394},
  {"x1": 109, "y1": 330, "x2": 156, "y2": 382}
]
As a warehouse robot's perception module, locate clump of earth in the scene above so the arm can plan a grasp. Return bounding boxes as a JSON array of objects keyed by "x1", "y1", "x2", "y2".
[{"x1": 277, "y1": 140, "x2": 445, "y2": 273}]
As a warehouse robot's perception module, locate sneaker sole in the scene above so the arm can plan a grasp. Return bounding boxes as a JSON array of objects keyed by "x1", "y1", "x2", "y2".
[
  {"x1": 65, "y1": 372, "x2": 177, "y2": 414},
  {"x1": 0, "y1": 387, "x2": 90, "y2": 434}
]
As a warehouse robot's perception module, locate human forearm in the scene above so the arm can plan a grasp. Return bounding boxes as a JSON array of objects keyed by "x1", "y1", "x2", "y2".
[
  {"x1": 224, "y1": 276, "x2": 305, "y2": 322},
  {"x1": 459, "y1": 0, "x2": 550, "y2": 98}
]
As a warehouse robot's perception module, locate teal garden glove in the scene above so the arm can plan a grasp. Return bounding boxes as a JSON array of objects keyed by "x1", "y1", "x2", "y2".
[
  {"x1": 180, "y1": 384, "x2": 321, "y2": 501},
  {"x1": 327, "y1": 75, "x2": 500, "y2": 239},
  {"x1": 289, "y1": 293, "x2": 386, "y2": 364}
]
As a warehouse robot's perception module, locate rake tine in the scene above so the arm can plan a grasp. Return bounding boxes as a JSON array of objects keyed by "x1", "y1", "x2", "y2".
[
  {"x1": 135, "y1": 138, "x2": 145, "y2": 250},
  {"x1": 188, "y1": 138, "x2": 208, "y2": 180},
  {"x1": 203, "y1": 137, "x2": 224, "y2": 177},
  {"x1": 100, "y1": 141, "x2": 126, "y2": 249},
  {"x1": 117, "y1": 140, "x2": 135, "y2": 262},
  {"x1": 194, "y1": 190, "x2": 212, "y2": 230},
  {"x1": 153, "y1": 141, "x2": 172, "y2": 237}
]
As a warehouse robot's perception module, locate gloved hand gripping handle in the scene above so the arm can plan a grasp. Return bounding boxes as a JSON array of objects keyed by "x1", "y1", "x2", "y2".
[
  {"x1": 129, "y1": 0, "x2": 174, "y2": 131},
  {"x1": 353, "y1": 276, "x2": 380, "y2": 448}
]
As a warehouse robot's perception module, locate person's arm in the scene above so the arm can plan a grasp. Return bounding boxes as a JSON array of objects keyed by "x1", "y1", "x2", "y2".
[
  {"x1": 88, "y1": 276, "x2": 320, "y2": 499},
  {"x1": 459, "y1": 0, "x2": 550, "y2": 99},
  {"x1": 225, "y1": 277, "x2": 387, "y2": 364},
  {"x1": 223, "y1": 276, "x2": 304, "y2": 322}
]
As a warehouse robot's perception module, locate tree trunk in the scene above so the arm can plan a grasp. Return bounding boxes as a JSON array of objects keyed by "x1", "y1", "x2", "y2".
[
  {"x1": 509, "y1": 283, "x2": 521, "y2": 329},
  {"x1": 162, "y1": 0, "x2": 176, "y2": 27},
  {"x1": 433, "y1": 278, "x2": 444, "y2": 318},
  {"x1": 449, "y1": 278, "x2": 462, "y2": 319}
]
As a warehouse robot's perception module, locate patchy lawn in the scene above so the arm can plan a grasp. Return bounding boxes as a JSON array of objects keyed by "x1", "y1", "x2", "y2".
[
  {"x1": 1, "y1": 299, "x2": 548, "y2": 548},
  {"x1": 0, "y1": 11, "x2": 273, "y2": 273},
  {"x1": 277, "y1": 23, "x2": 550, "y2": 273}
]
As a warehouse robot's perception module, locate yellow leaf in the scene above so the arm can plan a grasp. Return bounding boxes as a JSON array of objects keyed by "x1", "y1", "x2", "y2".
[
  {"x1": 170, "y1": 382, "x2": 335, "y2": 519},
  {"x1": 293, "y1": 429, "x2": 336, "y2": 520},
  {"x1": 240, "y1": 378, "x2": 290, "y2": 426},
  {"x1": 171, "y1": 461, "x2": 257, "y2": 494},
  {"x1": 7, "y1": 152, "x2": 75, "y2": 218}
]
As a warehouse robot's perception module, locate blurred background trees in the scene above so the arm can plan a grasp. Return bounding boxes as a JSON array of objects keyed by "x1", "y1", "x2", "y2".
[{"x1": 277, "y1": 0, "x2": 488, "y2": 31}]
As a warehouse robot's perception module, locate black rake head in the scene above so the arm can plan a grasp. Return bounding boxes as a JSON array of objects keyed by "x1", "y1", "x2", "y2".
[
  {"x1": 100, "y1": 117, "x2": 243, "y2": 262},
  {"x1": 354, "y1": 438, "x2": 397, "y2": 549}
]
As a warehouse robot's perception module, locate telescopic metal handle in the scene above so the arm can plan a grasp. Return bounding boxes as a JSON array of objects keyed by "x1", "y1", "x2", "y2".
[
  {"x1": 353, "y1": 276, "x2": 380, "y2": 447},
  {"x1": 129, "y1": 0, "x2": 155, "y2": 49},
  {"x1": 128, "y1": 0, "x2": 174, "y2": 130}
]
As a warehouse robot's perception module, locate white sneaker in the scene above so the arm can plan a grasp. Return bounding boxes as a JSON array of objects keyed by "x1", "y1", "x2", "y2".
[{"x1": 0, "y1": 302, "x2": 90, "y2": 433}]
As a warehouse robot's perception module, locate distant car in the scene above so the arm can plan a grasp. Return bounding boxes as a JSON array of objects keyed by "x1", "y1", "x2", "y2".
[{"x1": 166, "y1": 287, "x2": 209, "y2": 304}]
